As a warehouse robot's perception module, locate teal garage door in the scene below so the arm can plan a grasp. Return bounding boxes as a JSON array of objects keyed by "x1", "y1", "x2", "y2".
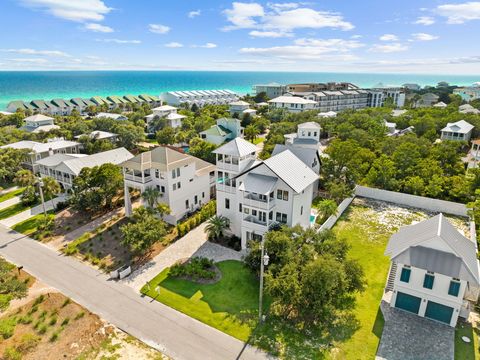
[
  {"x1": 425, "y1": 301, "x2": 453, "y2": 324},
  {"x1": 395, "y1": 292, "x2": 421, "y2": 314}
]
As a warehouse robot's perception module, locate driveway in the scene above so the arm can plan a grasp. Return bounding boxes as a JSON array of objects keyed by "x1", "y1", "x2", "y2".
[
  {"x1": 122, "y1": 222, "x2": 244, "y2": 291},
  {"x1": 0, "y1": 224, "x2": 269, "y2": 360},
  {"x1": 376, "y1": 300, "x2": 454, "y2": 360}
]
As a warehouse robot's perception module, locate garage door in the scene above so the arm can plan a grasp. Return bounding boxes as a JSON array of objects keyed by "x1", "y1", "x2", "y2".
[
  {"x1": 395, "y1": 292, "x2": 421, "y2": 314},
  {"x1": 425, "y1": 301, "x2": 453, "y2": 325}
]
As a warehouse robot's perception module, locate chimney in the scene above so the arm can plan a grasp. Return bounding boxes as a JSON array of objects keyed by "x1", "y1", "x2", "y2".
[{"x1": 48, "y1": 148, "x2": 54, "y2": 156}]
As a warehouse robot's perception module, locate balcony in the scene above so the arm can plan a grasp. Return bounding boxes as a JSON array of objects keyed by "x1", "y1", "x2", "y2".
[
  {"x1": 216, "y1": 183, "x2": 236, "y2": 194},
  {"x1": 242, "y1": 194, "x2": 275, "y2": 210},
  {"x1": 125, "y1": 174, "x2": 152, "y2": 184},
  {"x1": 216, "y1": 161, "x2": 240, "y2": 172}
]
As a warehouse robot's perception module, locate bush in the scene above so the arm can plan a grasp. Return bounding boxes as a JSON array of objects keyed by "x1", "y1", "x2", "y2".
[
  {"x1": 61, "y1": 298, "x2": 71, "y2": 308},
  {"x1": 0, "y1": 317, "x2": 17, "y2": 339},
  {"x1": 37, "y1": 323, "x2": 47, "y2": 334},
  {"x1": 0, "y1": 294, "x2": 12, "y2": 311},
  {"x1": 49, "y1": 331, "x2": 60, "y2": 342},
  {"x1": 33, "y1": 294, "x2": 45, "y2": 306},
  {"x1": 48, "y1": 316, "x2": 57, "y2": 326},
  {"x1": 18, "y1": 315, "x2": 33, "y2": 324},
  {"x1": 17, "y1": 333, "x2": 40, "y2": 353},
  {"x1": 74, "y1": 311, "x2": 85, "y2": 320},
  {"x1": 55, "y1": 201, "x2": 69, "y2": 212},
  {"x1": 61, "y1": 317, "x2": 70, "y2": 326},
  {"x1": 169, "y1": 257, "x2": 216, "y2": 281},
  {"x1": 3, "y1": 347, "x2": 21, "y2": 360}
]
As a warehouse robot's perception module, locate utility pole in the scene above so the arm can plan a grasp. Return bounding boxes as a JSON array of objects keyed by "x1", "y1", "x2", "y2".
[
  {"x1": 37, "y1": 178, "x2": 47, "y2": 220},
  {"x1": 258, "y1": 238, "x2": 269, "y2": 323}
]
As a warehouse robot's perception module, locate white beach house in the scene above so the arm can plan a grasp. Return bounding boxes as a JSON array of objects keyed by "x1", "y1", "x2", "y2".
[
  {"x1": 145, "y1": 105, "x2": 186, "y2": 131},
  {"x1": 20, "y1": 114, "x2": 60, "y2": 133},
  {"x1": 160, "y1": 90, "x2": 239, "y2": 107},
  {"x1": 214, "y1": 137, "x2": 318, "y2": 249},
  {"x1": 441, "y1": 120, "x2": 474, "y2": 142},
  {"x1": 385, "y1": 214, "x2": 480, "y2": 327},
  {"x1": 200, "y1": 118, "x2": 244, "y2": 145},
  {"x1": 268, "y1": 95, "x2": 317, "y2": 113},
  {"x1": 121, "y1": 146, "x2": 216, "y2": 224}
]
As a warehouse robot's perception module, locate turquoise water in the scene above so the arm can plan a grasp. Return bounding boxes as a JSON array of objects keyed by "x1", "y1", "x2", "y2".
[{"x1": 0, "y1": 71, "x2": 479, "y2": 110}]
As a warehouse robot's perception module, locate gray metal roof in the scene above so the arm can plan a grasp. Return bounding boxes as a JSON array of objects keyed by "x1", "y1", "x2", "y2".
[
  {"x1": 238, "y1": 173, "x2": 277, "y2": 195},
  {"x1": 262, "y1": 149, "x2": 318, "y2": 193},
  {"x1": 271, "y1": 144, "x2": 320, "y2": 173},
  {"x1": 386, "y1": 214, "x2": 480, "y2": 284},
  {"x1": 213, "y1": 137, "x2": 257, "y2": 157}
]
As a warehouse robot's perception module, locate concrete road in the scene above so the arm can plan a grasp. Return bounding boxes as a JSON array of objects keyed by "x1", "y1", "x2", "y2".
[{"x1": 0, "y1": 225, "x2": 270, "y2": 360}]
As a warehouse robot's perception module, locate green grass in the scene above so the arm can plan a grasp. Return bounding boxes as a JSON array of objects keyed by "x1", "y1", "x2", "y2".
[
  {"x1": 455, "y1": 321, "x2": 479, "y2": 360},
  {"x1": 12, "y1": 212, "x2": 54, "y2": 235},
  {"x1": 328, "y1": 204, "x2": 398, "y2": 359},
  {"x1": 0, "y1": 202, "x2": 32, "y2": 220},
  {"x1": 141, "y1": 260, "x2": 266, "y2": 341},
  {"x1": 252, "y1": 137, "x2": 264, "y2": 145},
  {"x1": 0, "y1": 188, "x2": 24, "y2": 203}
]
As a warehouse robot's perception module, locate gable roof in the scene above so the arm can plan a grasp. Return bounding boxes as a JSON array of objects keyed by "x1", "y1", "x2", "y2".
[
  {"x1": 385, "y1": 214, "x2": 480, "y2": 284},
  {"x1": 433, "y1": 101, "x2": 447, "y2": 108},
  {"x1": 213, "y1": 137, "x2": 257, "y2": 157},
  {"x1": 261, "y1": 149, "x2": 318, "y2": 193},
  {"x1": 24, "y1": 114, "x2": 54, "y2": 122},
  {"x1": 201, "y1": 125, "x2": 231, "y2": 137},
  {"x1": 74, "y1": 130, "x2": 117, "y2": 140},
  {"x1": 271, "y1": 144, "x2": 320, "y2": 173},
  {"x1": 297, "y1": 121, "x2": 321, "y2": 129},
  {"x1": 1, "y1": 139, "x2": 79, "y2": 153},
  {"x1": 35, "y1": 153, "x2": 86, "y2": 167},
  {"x1": 95, "y1": 112, "x2": 127, "y2": 120},
  {"x1": 58, "y1": 148, "x2": 133, "y2": 176},
  {"x1": 442, "y1": 120, "x2": 474, "y2": 134},
  {"x1": 229, "y1": 100, "x2": 250, "y2": 106}
]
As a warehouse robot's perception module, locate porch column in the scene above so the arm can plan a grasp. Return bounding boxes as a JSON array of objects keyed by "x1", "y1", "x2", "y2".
[{"x1": 124, "y1": 183, "x2": 132, "y2": 217}]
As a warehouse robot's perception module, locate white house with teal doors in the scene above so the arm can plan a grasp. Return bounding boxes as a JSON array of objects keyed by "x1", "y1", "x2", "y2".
[{"x1": 384, "y1": 214, "x2": 480, "y2": 327}]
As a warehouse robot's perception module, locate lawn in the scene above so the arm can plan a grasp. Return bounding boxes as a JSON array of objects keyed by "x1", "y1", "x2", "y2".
[
  {"x1": 252, "y1": 137, "x2": 264, "y2": 145},
  {"x1": 0, "y1": 188, "x2": 24, "y2": 203},
  {"x1": 455, "y1": 321, "x2": 479, "y2": 360},
  {"x1": 0, "y1": 202, "x2": 31, "y2": 220},
  {"x1": 12, "y1": 212, "x2": 55, "y2": 236},
  {"x1": 141, "y1": 260, "x2": 265, "y2": 341}
]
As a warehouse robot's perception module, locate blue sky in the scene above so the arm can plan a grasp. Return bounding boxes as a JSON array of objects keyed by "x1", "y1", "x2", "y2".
[{"x1": 0, "y1": 0, "x2": 480, "y2": 73}]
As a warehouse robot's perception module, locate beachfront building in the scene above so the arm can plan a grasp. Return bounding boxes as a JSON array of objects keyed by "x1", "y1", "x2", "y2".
[
  {"x1": 287, "y1": 82, "x2": 359, "y2": 92},
  {"x1": 384, "y1": 214, "x2": 480, "y2": 327},
  {"x1": 200, "y1": 118, "x2": 244, "y2": 145},
  {"x1": 50, "y1": 99, "x2": 76, "y2": 115},
  {"x1": 403, "y1": 83, "x2": 421, "y2": 91},
  {"x1": 20, "y1": 114, "x2": 60, "y2": 133},
  {"x1": 94, "y1": 112, "x2": 128, "y2": 121},
  {"x1": 1, "y1": 138, "x2": 80, "y2": 172},
  {"x1": 145, "y1": 105, "x2": 186, "y2": 131},
  {"x1": 252, "y1": 83, "x2": 287, "y2": 99},
  {"x1": 229, "y1": 101, "x2": 257, "y2": 117},
  {"x1": 214, "y1": 137, "x2": 318, "y2": 249},
  {"x1": 268, "y1": 95, "x2": 317, "y2": 113},
  {"x1": 454, "y1": 86, "x2": 480, "y2": 102},
  {"x1": 6, "y1": 101, "x2": 35, "y2": 114},
  {"x1": 302, "y1": 90, "x2": 369, "y2": 112},
  {"x1": 160, "y1": 90, "x2": 239, "y2": 107},
  {"x1": 441, "y1": 120, "x2": 474, "y2": 142},
  {"x1": 459, "y1": 104, "x2": 480, "y2": 115},
  {"x1": 367, "y1": 86, "x2": 406, "y2": 108},
  {"x1": 36, "y1": 148, "x2": 133, "y2": 190},
  {"x1": 122, "y1": 146, "x2": 216, "y2": 224}
]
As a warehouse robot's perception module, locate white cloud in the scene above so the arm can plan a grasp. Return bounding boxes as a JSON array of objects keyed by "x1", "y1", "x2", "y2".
[
  {"x1": 165, "y1": 42, "x2": 184, "y2": 48},
  {"x1": 415, "y1": 16, "x2": 435, "y2": 25},
  {"x1": 149, "y1": 24, "x2": 171, "y2": 34},
  {"x1": 351, "y1": 34, "x2": 362, "y2": 39},
  {"x1": 379, "y1": 34, "x2": 398, "y2": 41},
  {"x1": 370, "y1": 43, "x2": 409, "y2": 53},
  {"x1": 436, "y1": 2, "x2": 480, "y2": 24},
  {"x1": 411, "y1": 33, "x2": 439, "y2": 41},
  {"x1": 224, "y1": 2, "x2": 265, "y2": 29},
  {"x1": 192, "y1": 43, "x2": 218, "y2": 48},
  {"x1": 240, "y1": 38, "x2": 364, "y2": 60},
  {"x1": 96, "y1": 39, "x2": 141, "y2": 44},
  {"x1": 1, "y1": 48, "x2": 71, "y2": 57},
  {"x1": 84, "y1": 23, "x2": 113, "y2": 33},
  {"x1": 8, "y1": 58, "x2": 48, "y2": 64},
  {"x1": 19, "y1": 0, "x2": 111, "y2": 22},
  {"x1": 249, "y1": 30, "x2": 292, "y2": 38},
  {"x1": 223, "y1": 2, "x2": 354, "y2": 33},
  {"x1": 188, "y1": 10, "x2": 201, "y2": 18}
]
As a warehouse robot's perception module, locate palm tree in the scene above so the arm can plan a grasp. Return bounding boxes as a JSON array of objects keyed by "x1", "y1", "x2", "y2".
[
  {"x1": 244, "y1": 124, "x2": 260, "y2": 142},
  {"x1": 42, "y1": 176, "x2": 61, "y2": 210},
  {"x1": 156, "y1": 203, "x2": 171, "y2": 217},
  {"x1": 14, "y1": 169, "x2": 35, "y2": 187},
  {"x1": 317, "y1": 199, "x2": 338, "y2": 223},
  {"x1": 205, "y1": 216, "x2": 230, "y2": 240},
  {"x1": 141, "y1": 187, "x2": 161, "y2": 208}
]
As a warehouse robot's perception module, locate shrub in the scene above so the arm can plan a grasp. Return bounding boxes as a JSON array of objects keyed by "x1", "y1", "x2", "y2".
[
  {"x1": 61, "y1": 298, "x2": 71, "y2": 308},
  {"x1": 0, "y1": 294, "x2": 12, "y2": 311},
  {"x1": 0, "y1": 317, "x2": 17, "y2": 339},
  {"x1": 28, "y1": 305, "x2": 38, "y2": 315},
  {"x1": 18, "y1": 315, "x2": 33, "y2": 324},
  {"x1": 169, "y1": 257, "x2": 215, "y2": 281},
  {"x1": 33, "y1": 295, "x2": 45, "y2": 306},
  {"x1": 55, "y1": 201, "x2": 69, "y2": 212},
  {"x1": 49, "y1": 331, "x2": 60, "y2": 342},
  {"x1": 48, "y1": 316, "x2": 57, "y2": 326},
  {"x1": 74, "y1": 311, "x2": 85, "y2": 320},
  {"x1": 17, "y1": 333, "x2": 41, "y2": 353},
  {"x1": 61, "y1": 317, "x2": 70, "y2": 326},
  {"x1": 37, "y1": 323, "x2": 47, "y2": 334},
  {"x1": 3, "y1": 346, "x2": 21, "y2": 360}
]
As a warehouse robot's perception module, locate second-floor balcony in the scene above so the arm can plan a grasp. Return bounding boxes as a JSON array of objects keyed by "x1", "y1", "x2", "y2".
[
  {"x1": 125, "y1": 173, "x2": 152, "y2": 184},
  {"x1": 243, "y1": 193, "x2": 275, "y2": 210}
]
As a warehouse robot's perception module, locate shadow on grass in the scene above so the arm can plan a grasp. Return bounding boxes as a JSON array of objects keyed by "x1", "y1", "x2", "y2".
[{"x1": 372, "y1": 307, "x2": 384, "y2": 339}]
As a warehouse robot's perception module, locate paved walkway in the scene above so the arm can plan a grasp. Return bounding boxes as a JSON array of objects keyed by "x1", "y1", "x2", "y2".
[
  {"x1": 0, "y1": 224, "x2": 268, "y2": 360},
  {"x1": 0, "y1": 196, "x2": 21, "y2": 210},
  {"x1": 376, "y1": 299, "x2": 454, "y2": 360},
  {"x1": 122, "y1": 222, "x2": 244, "y2": 291},
  {"x1": 0, "y1": 194, "x2": 67, "y2": 227},
  {"x1": 0, "y1": 186, "x2": 19, "y2": 195}
]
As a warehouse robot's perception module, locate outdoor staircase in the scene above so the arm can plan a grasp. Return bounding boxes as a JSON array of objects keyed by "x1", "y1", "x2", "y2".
[{"x1": 385, "y1": 262, "x2": 397, "y2": 292}]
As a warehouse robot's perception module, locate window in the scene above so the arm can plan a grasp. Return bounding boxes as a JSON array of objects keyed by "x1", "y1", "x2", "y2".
[
  {"x1": 177, "y1": 168, "x2": 180, "y2": 177},
  {"x1": 194, "y1": 195, "x2": 198, "y2": 205},
  {"x1": 277, "y1": 190, "x2": 288, "y2": 201},
  {"x1": 172, "y1": 169, "x2": 176, "y2": 179},
  {"x1": 185, "y1": 200, "x2": 189, "y2": 209},
  {"x1": 244, "y1": 207, "x2": 249, "y2": 215},
  {"x1": 276, "y1": 212, "x2": 287, "y2": 224},
  {"x1": 300, "y1": 206, "x2": 303, "y2": 215},
  {"x1": 173, "y1": 183, "x2": 177, "y2": 191},
  {"x1": 225, "y1": 198, "x2": 230, "y2": 209},
  {"x1": 400, "y1": 267, "x2": 411, "y2": 283},
  {"x1": 423, "y1": 273, "x2": 435, "y2": 289},
  {"x1": 448, "y1": 280, "x2": 460, "y2": 297},
  {"x1": 283, "y1": 191, "x2": 288, "y2": 201},
  {"x1": 202, "y1": 192, "x2": 205, "y2": 198},
  {"x1": 239, "y1": 203, "x2": 242, "y2": 212},
  {"x1": 277, "y1": 190, "x2": 282, "y2": 199},
  {"x1": 155, "y1": 169, "x2": 159, "y2": 178},
  {"x1": 177, "y1": 182, "x2": 181, "y2": 189}
]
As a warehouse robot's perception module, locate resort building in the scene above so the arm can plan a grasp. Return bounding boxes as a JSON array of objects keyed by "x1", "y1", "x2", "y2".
[
  {"x1": 459, "y1": 104, "x2": 480, "y2": 115},
  {"x1": 145, "y1": 105, "x2": 186, "y2": 131},
  {"x1": 268, "y1": 95, "x2": 317, "y2": 113},
  {"x1": 214, "y1": 137, "x2": 318, "y2": 249},
  {"x1": 6, "y1": 101, "x2": 35, "y2": 113},
  {"x1": 20, "y1": 114, "x2": 59, "y2": 133},
  {"x1": 138, "y1": 94, "x2": 161, "y2": 107},
  {"x1": 122, "y1": 146, "x2": 216, "y2": 224},
  {"x1": 160, "y1": 90, "x2": 239, "y2": 107},
  {"x1": 229, "y1": 101, "x2": 257, "y2": 117},
  {"x1": 74, "y1": 130, "x2": 118, "y2": 143},
  {"x1": 251, "y1": 83, "x2": 287, "y2": 99},
  {"x1": 200, "y1": 118, "x2": 244, "y2": 145},
  {"x1": 384, "y1": 214, "x2": 480, "y2": 327},
  {"x1": 454, "y1": 86, "x2": 480, "y2": 102},
  {"x1": 94, "y1": 112, "x2": 128, "y2": 121},
  {"x1": 30, "y1": 99, "x2": 55, "y2": 114},
  {"x1": 50, "y1": 99, "x2": 75, "y2": 115},
  {"x1": 305, "y1": 90, "x2": 369, "y2": 112},
  {"x1": 1, "y1": 138, "x2": 80, "y2": 172},
  {"x1": 367, "y1": 86, "x2": 406, "y2": 108},
  {"x1": 36, "y1": 148, "x2": 133, "y2": 190},
  {"x1": 441, "y1": 120, "x2": 474, "y2": 142},
  {"x1": 287, "y1": 82, "x2": 359, "y2": 93},
  {"x1": 402, "y1": 83, "x2": 421, "y2": 91}
]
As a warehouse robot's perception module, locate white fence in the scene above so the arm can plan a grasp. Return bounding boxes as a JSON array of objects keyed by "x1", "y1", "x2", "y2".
[
  {"x1": 318, "y1": 196, "x2": 355, "y2": 231},
  {"x1": 354, "y1": 185, "x2": 468, "y2": 217}
]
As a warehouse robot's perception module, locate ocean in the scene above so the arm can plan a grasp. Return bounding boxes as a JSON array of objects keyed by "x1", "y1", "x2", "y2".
[{"x1": 0, "y1": 71, "x2": 479, "y2": 110}]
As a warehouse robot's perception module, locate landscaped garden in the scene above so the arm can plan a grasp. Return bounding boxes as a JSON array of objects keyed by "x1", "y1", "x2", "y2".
[{"x1": 141, "y1": 260, "x2": 266, "y2": 341}]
